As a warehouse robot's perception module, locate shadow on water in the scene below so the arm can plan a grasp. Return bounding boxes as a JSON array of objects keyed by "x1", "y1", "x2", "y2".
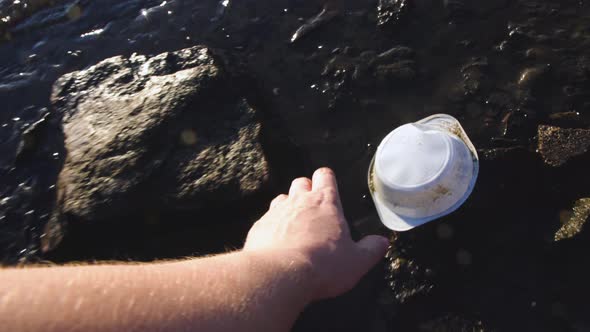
[{"x1": 382, "y1": 149, "x2": 590, "y2": 331}]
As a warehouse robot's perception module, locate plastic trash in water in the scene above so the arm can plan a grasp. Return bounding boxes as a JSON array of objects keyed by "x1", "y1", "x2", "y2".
[{"x1": 368, "y1": 114, "x2": 479, "y2": 231}]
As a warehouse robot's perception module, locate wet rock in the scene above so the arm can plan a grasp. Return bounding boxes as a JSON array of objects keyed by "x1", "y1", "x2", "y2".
[
  {"x1": 290, "y1": 7, "x2": 338, "y2": 44},
  {"x1": 385, "y1": 237, "x2": 434, "y2": 304},
  {"x1": 517, "y1": 65, "x2": 549, "y2": 91},
  {"x1": 555, "y1": 198, "x2": 590, "y2": 242},
  {"x1": 375, "y1": 60, "x2": 416, "y2": 82},
  {"x1": 321, "y1": 54, "x2": 355, "y2": 78},
  {"x1": 322, "y1": 45, "x2": 416, "y2": 90},
  {"x1": 375, "y1": 46, "x2": 415, "y2": 64},
  {"x1": 0, "y1": 0, "x2": 55, "y2": 36},
  {"x1": 52, "y1": 46, "x2": 269, "y2": 221},
  {"x1": 211, "y1": 0, "x2": 231, "y2": 22},
  {"x1": 499, "y1": 110, "x2": 535, "y2": 138},
  {"x1": 377, "y1": 0, "x2": 411, "y2": 29},
  {"x1": 524, "y1": 47, "x2": 551, "y2": 60},
  {"x1": 547, "y1": 111, "x2": 586, "y2": 128},
  {"x1": 10, "y1": 1, "x2": 83, "y2": 34},
  {"x1": 15, "y1": 109, "x2": 49, "y2": 162},
  {"x1": 460, "y1": 57, "x2": 488, "y2": 96},
  {"x1": 537, "y1": 125, "x2": 590, "y2": 167}
]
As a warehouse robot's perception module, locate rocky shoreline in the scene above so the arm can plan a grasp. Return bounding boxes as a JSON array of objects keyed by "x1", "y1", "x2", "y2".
[{"x1": 1, "y1": 0, "x2": 590, "y2": 330}]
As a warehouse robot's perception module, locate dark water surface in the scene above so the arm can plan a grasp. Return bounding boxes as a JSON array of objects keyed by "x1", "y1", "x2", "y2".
[{"x1": 2, "y1": 0, "x2": 590, "y2": 330}]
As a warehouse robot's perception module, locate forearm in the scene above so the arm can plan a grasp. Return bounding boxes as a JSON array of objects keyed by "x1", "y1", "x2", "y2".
[{"x1": 0, "y1": 250, "x2": 313, "y2": 332}]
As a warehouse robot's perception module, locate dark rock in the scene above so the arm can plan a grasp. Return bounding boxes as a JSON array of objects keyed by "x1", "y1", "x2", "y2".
[
  {"x1": 322, "y1": 44, "x2": 416, "y2": 89},
  {"x1": 375, "y1": 60, "x2": 416, "y2": 82},
  {"x1": 460, "y1": 57, "x2": 488, "y2": 96},
  {"x1": 0, "y1": 0, "x2": 56, "y2": 36},
  {"x1": 15, "y1": 109, "x2": 49, "y2": 163},
  {"x1": 321, "y1": 54, "x2": 355, "y2": 78},
  {"x1": 377, "y1": 0, "x2": 411, "y2": 29},
  {"x1": 517, "y1": 65, "x2": 549, "y2": 92},
  {"x1": 537, "y1": 125, "x2": 590, "y2": 167},
  {"x1": 10, "y1": 1, "x2": 82, "y2": 34},
  {"x1": 524, "y1": 47, "x2": 551, "y2": 60},
  {"x1": 52, "y1": 46, "x2": 269, "y2": 221},
  {"x1": 547, "y1": 111, "x2": 587, "y2": 128},
  {"x1": 375, "y1": 46, "x2": 414, "y2": 64},
  {"x1": 499, "y1": 110, "x2": 535, "y2": 138},
  {"x1": 290, "y1": 7, "x2": 339, "y2": 44},
  {"x1": 385, "y1": 235, "x2": 434, "y2": 304}
]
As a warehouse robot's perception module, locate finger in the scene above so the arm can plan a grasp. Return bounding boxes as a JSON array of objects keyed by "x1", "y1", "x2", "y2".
[
  {"x1": 311, "y1": 167, "x2": 342, "y2": 207},
  {"x1": 354, "y1": 235, "x2": 390, "y2": 274},
  {"x1": 269, "y1": 194, "x2": 288, "y2": 209},
  {"x1": 289, "y1": 177, "x2": 312, "y2": 196},
  {"x1": 311, "y1": 167, "x2": 338, "y2": 192}
]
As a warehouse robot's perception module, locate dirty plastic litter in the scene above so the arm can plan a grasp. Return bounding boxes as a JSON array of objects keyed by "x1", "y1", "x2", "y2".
[{"x1": 368, "y1": 114, "x2": 479, "y2": 231}]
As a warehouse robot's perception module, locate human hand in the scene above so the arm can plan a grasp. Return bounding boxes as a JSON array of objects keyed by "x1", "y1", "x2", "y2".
[{"x1": 243, "y1": 167, "x2": 390, "y2": 301}]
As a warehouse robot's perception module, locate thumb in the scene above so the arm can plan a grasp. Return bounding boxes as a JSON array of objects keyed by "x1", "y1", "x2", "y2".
[{"x1": 354, "y1": 235, "x2": 390, "y2": 273}]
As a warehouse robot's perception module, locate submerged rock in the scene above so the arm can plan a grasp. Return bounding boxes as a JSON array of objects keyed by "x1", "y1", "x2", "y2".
[
  {"x1": 537, "y1": 125, "x2": 590, "y2": 167},
  {"x1": 375, "y1": 46, "x2": 415, "y2": 63},
  {"x1": 385, "y1": 234, "x2": 434, "y2": 304},
  {"x1": 377, "y1": 0, "x2": 411, "y2": 29},
  {"x1": 52, "y1": 46, "x2": 269, "y2": 222},
  {"x1": 460, "y1": 57, "x2": 488, "y2": 96},
  {"x1": 290, "y1": 7, "x2": 338, "y2": 44},
  {"x1": 517, "y1": 65, "x2": 549, "y2": 91},
  {"x1": 555, "y1": 198, "x2": 590, "y2": 242},
  {"x1": 322, "y1": 45, "x2": 416, "y2": 87},
  {"x1": 375, "y1": 60, "x2": 416, "y2": 82}
]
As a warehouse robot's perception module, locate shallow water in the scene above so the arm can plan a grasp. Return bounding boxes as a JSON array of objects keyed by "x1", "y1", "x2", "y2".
[{"x1": 1, "y1": 0, "x2": 590, "y2": 330}]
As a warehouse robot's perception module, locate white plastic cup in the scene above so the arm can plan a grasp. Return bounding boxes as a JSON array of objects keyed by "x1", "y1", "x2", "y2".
[{"x1": 368, "y1": 114, "x2": 479, "y2": 231}]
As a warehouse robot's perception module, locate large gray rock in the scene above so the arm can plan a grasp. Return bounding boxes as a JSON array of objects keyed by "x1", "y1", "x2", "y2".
[{"x1": 51, "y1": 46, "x2": 269, "y2": 221}]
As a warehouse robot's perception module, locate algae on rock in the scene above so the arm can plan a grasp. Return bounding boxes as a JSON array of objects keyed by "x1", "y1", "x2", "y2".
[
  {"x1": 537, "y1": 125, "x2": 590, "y2": 167},
  {"x1": 555, "y1": 198, "x2": 590, "y2": 242}
]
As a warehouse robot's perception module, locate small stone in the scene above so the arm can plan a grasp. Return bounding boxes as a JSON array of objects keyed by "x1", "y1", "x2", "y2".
[
  {"x1": 554, "y1": 198, "x2": 590, "y2": 242},
  {"x1": 66, "y1": 4, "x2": 82, "y2": 21},
  {"x1": 180, "y1": 129, "x2": 198, "y2": 146}
]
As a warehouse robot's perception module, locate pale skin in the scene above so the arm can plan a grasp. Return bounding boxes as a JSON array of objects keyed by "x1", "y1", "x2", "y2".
[{"x1": 0, "y1": 168, "x2": 390, "y2": 332}]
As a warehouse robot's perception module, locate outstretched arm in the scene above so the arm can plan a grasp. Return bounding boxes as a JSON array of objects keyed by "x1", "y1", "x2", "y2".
[{"x1": 0, "y1": 168, "x2": 389, "y2": 332}]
